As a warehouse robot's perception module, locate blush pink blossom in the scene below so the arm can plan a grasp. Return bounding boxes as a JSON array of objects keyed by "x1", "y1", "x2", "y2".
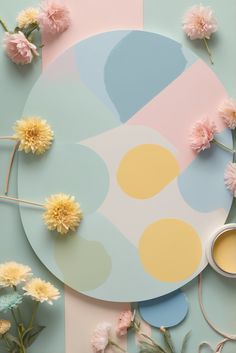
[
  {"x1": 189, "y1": 119, "x2": 217, "y2": 153},
  {"x1": 3, "y1": 31, "x2": 39, "y2": 65},
  {"x1": 116, "y1": 310, "x2": 133, "y2": 337},
  {"x1": 38, "y1": 0, "x2": 71, "y2": 35},
  {"x1": 218, "y1": 98, "x2": 236, "y2": 130},
  {"x1": 183, "y1": 4, "x2": 217, "y2": 40},
  {"x1": 224, "y1": 163, "x2": 236, "y2": 197},
  {"x1": 91, "y1": 322, "x2": 111, "y2": 353}
]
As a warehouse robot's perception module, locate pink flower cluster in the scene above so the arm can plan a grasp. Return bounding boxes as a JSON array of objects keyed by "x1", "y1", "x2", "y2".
[
  {"x1": 189, "y1": 119, "x2": 217, "y2": 153},
  {"x1": 91, "y1": 310, "x2": 133, "y2": 353},
  {"x1": 183, "y1": 4, "x2": 217, "y2": 40},
  {"x1": 3, "y1": 0, "x2": 71, "y2": 65}
]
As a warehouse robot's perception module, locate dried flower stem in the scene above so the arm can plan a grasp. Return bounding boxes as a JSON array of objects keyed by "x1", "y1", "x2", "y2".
[
  {"x1": 0, "y1": 195, "x2": 44, "y2": 208},
  {"x1": 203, "y1": 38, "x2": 214, "y2": 65},
  {"x1": 0, "y1": 18, "x2": 9, "y2": 32},
  {"x1": 5, "y1": 141, "x2": 20, "y2": 195},
  {"x1": 29, "y1": 301, "x2": 40, "y2": 329},
  {"x1": 0, "y1": 136, "x2": 17, "y2": 140},
  {"x1": 109, "y1": 340, "x2": 126, "y2": 352},
  {"x1": 213, "y1": 139, "x2": 235, "y2": 153}
]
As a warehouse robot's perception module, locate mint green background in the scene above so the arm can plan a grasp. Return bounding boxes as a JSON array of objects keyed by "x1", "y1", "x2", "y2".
[
  {"x1": 0, "y1": 1, "x2": 236, "y2": 352},
  {"x1": 0, "y1": 1, "x2": 65, "y2": 353}
]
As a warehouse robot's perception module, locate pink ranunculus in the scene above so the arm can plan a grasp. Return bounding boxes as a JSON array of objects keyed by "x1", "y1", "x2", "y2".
[
  {"x1": 224, "y1": 162, "x2": 236, "y2": 197},
  {"x1": 183, "y1": 4, "x2": 217, "y2": 40},
  {"x1": 3, "y1": 31, "x2": 39, "y2": 65},
  {"x1": 38, "y1": 0, "x2": 71, "y2": 35},
  {"x1": 91, "y1": 322, "x2": 111, "y2": 353},
  {"x1": 189, "y1": 119, "x2": 217, "y2": 153},
  {"x1": 218, "y1": 98, "x2": 236, "y2": 130},
  {"x1": 116, "y1": 310, "x2": 133, "y2": 337}
]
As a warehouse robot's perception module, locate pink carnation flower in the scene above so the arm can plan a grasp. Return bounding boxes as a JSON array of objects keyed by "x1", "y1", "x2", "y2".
[
  {"x1": 116, "y1": 310, "x2": 133, "y2": 337},
  {"x1": 38, "y1": 0, "x2": 71, "y2": 35},
  {"x1": 189, "y1": 119, "x2": 217, "y2": 153},
  {"x1": 183, "y1": 4, "x2": 217, "y2": 40},
  {"x1": 218, "y1": 98, "x2": 236, "y2": 130},
  {"x1": 91, "y1": 322, "x2": 111, "y2": 353},
  {"x1": 3, "y1": 31, "x2": 39, "y2": 65},
  {"x1": 224, "y1": 163, "x2": 236, "y2": 197}
]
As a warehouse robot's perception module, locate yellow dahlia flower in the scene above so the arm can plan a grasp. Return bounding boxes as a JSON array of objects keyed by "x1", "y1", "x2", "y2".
[
  {"x1": 0, "y1": 320, "x2": 11, "y2": 335},
  {"x1": 43, "y1": 193, "x2": 82, "y2": 235},
  {"x1": 17, "y1": 8, "x2": 39, "y2": 29},
  {"x1": 14, "y1": 117, "x2": 54, "y2": 155},
  {"x1": 0, "y1": 262, "x2": 32, "y2": 288},
  {"x1": 23, "y1": 278, "x2": 60, "y2": 304}
]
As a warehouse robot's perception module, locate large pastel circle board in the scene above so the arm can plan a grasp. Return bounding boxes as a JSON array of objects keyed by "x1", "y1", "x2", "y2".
[{"x1": 18, "y1": 30, "x2": 230, "y2": 302}]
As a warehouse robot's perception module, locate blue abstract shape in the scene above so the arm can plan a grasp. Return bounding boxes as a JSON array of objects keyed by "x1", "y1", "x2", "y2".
[
  {"x1": 178, "y1": 129, "x2": 232, "y2": 213},
  {"x1": 75, "y1": 31, "x2": 131, "y2": 119},
  {"x1": 139, "y1": 290, "x2": 188, "y2": 328},
  {"x1": 104, "y1": 31, "x2": 187, "y2": 122}
]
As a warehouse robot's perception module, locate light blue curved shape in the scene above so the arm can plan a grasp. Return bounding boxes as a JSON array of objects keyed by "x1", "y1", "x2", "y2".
[
  {"x1": 178, "y1": 130, "x2": 233, "y2": 213},
  {"x1": 104, "y1": 31, "x2": 187, "y2": 122},
  {"x1": 139, "y1": 290, "x2": 188, "y2": 328},
  {"x1": 22, "y1": 73, "x2": 120, "y2": 143},
  {"x1": 18, "y1": 142, "x2": 109, "y2": 214},
  {"x1": 74, "y1": 31, "x2": 131, "y2": 119}
]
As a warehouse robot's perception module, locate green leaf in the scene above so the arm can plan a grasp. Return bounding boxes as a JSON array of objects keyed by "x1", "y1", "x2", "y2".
[
  {"x1": 5, "y1": 334, "x2": 21, "y2": 347},
  {"x1": 162, "y1": 329, "x2": 175, "y2": 353},
  {"x1": 139, "y1": 341, "x2": 167, "y2": 353},
  {"x1": 181, "y1": 331, "x2": 191, "y2": 353},
  {"x1": 23, "y1": 325, "x2": 45, "y2": 348}
]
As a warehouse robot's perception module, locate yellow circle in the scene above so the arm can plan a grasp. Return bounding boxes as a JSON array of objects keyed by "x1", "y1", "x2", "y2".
[
  {"x1": 117, "y1": 144, "x2": 179, "y2": 199},
  {"x1": 213, "y1": 230, "x2": 236, "y2": 274},
  {"x1": 139, "y1": 219, "x2": 202, "y2": 282}
]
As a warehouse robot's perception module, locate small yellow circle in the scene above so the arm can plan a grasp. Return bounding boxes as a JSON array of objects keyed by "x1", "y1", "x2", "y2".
[
  {"x1": 117, "y1": 144, "x2": 179, "y2": 199},
  {"x1": 139, "y1": 219, "x2": 202, "y2": 282},
  {"x1": 213, "y1": 230, "x2": 236, "y2": 274}
]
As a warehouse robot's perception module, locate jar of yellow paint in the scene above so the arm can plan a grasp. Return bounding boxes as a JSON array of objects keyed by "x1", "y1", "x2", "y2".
[{"x1": 207, "y1": 224, "x2": 236, "y2": 278}]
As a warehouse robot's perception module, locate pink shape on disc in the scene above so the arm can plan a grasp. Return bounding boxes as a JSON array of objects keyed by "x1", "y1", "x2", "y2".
[{"x1": 128, "y1": 60, "x2": 227, "y2": 170}]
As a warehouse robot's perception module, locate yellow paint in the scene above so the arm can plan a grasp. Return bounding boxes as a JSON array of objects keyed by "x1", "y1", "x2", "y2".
[
  {"x1": 213, "y1": 230, "x2": 236, "y2": 273},
  {"x1": 139, "y1": 218, "x2": 202, "y2": 282},
  {"x1": 117, "y1": 144, "x2": 179, "y2": 199}
]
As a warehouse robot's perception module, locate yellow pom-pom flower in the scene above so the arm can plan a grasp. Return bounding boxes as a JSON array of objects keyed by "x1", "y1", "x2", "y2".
[
  {"x1": 23, "y1": 278, "x2": 60, "y2": 305},
  {"x1": 0, "y1": 320, "x2": 11, "y2": 335},
  {"x1": 17, "y1": 8, "x2": 39, "y2": 29},
  {"x1": 14, "y1": 117, "x2": 54, "y2": 155},
  {"x1": 43, "y1": 193, "x2": 82, "y2": 235},
  {"x1": 0, "y1": 262, "x2": 32, "y2": 288}
]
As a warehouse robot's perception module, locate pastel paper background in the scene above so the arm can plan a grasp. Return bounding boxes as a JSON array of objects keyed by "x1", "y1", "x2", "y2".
[{"x1": 0, "y1": 1, "x2": 236, "y2": 352}]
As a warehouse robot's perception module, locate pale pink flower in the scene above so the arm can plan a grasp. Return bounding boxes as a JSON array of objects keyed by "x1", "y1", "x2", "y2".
[
  {"x1": 183, "y1": 4, "x2": 217, "y2": 40},
  {"x1": 189, "y1": 119, "x2": 217, "y2": 153},
  {"x1": 116, "y1": 310, "x2": 133, "y2": 337},
  {"x1": 38, "y1": 0, "x2": 71, "y2": 35},
  {"x1": 3, "y1": 31, "x2": 39, "y2": 65},
  {"x1": 218, "y1": 98, "x2": 236, "y2": 130},
  {"x1": 224, "y1": 163, "x2": 236, "y2": 197},
  {"x1": 91, "y1": 322, "x2": 111, "y2": 353}
]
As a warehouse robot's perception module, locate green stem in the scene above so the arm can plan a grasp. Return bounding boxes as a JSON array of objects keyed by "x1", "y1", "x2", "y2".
[
  {"x1": 3, "y1": 335, "x2": 11, "y2": 350},
  {"x1": 203, "y1": 38, "x2": 214, "y2": 65},
  {"x1": 25, "y1": 23, "x2": 39, "y2": 38},
  {"x1": 0, "y1": 18, "x2": 9, "y2": 32},
  {"x1": 213, "y1": 139, "x2": 235, "y2": 153},
  {"x1": 109, "y1": 340, "x2": 126, "y2": 352},
  {"x1": 225, "y1": 129, "x2": 236, "y2": 224},
  {"x1": 11, "y1": 309, "x2": 18, "y2": 326},
  {"x1": 140, "y1": 333, "x2": 166, "y2": 353},
  {"x1": 28, "y1": 302, "x2": 39, "y2": 329}
]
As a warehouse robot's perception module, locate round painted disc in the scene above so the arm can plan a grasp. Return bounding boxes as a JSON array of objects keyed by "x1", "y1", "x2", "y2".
[{"x1": 18, "y1": 30, "x2": 231, "y2": 302}]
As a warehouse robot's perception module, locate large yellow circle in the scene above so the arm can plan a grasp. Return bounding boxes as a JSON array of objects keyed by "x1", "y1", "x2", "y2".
[
  {"x1": 139, "y1": 219, "x2": 202, "y2": 282},
  {"x1": 117, "y1": 144, "x2": 179, "y2": 199}
]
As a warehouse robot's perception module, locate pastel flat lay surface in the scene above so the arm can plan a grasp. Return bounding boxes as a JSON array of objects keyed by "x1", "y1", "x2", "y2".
[
  {"x1": 1, "y1": 1, "x2": 236, "y2": 353},
  {"x1": 18, "y1": 30, "x2": 230, "y2": 302}
]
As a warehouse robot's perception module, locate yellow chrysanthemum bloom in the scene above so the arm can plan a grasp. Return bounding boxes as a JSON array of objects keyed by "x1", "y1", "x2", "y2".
[
  {"x1": 23, "y1": 278, "x2": 60, "y2": 305},
  {"x1": 14, "y1": 117, "x2": 54, "y2": 155},
  {"x1": 43, "y1": 193, "x2": 82, "y2": 235},
  {"x1": 17, "y1": 8, "x2": 39, "y2": 29},
  {"x1": 0, "y1": 262, "x2": 32, "y2": 288},
  {"x1": 0, "y1": 320, "x2": 11, "y2": 335}
]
